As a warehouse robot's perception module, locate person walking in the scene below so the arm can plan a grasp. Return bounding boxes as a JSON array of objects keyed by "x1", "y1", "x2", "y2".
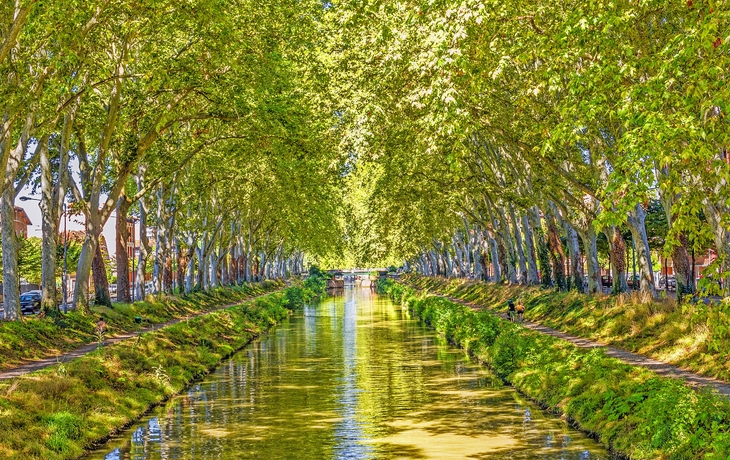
[
  {"x1": 516, "y1": 302, "x2": 525, "y2": 322},
  {"x1": 507, "y1": 300, "x2": 516, "y2": 322}
]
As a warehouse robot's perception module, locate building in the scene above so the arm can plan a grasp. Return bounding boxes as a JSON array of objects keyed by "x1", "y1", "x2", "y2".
[{"x1": 0, "y1": 206, "x2": 33, "y2": 237}]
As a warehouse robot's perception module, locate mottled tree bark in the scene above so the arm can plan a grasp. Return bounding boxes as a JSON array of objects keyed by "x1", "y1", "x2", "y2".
[
  {"x1": 116, "y1": 196, "x2": 131, "y2": 303},
  {"x1": 626, "y1": 203, "x2": 656, "y2": 297},
  {"x1": 546, "y1": 213, "x2": 566, "y2": 290},
  {"x1": 605, "y1": 226, "x2": 629, "y2": 294},
  {"x1": 1, "y1": 188, "x2": 20, "y2": 320},
  {"x1": 92, "y1": 239, "x2": 112, "y2": 308}
]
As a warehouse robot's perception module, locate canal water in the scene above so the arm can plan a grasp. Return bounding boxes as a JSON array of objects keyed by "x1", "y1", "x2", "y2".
[{"x1": 87, "y1": 288, "x2": 607, "y2": 459}]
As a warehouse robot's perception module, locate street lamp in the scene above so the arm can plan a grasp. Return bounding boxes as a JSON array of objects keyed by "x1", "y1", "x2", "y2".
[{"x1": 19, "y1": 196, "x2": 68, "y2": 313}]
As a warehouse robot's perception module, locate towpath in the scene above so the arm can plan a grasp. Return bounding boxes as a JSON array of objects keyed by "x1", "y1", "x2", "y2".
[
  {"x1": 431, "y1": 292, "x2": 730, "y2": 396},
  {"x1": 0, "y1": 288, "x2": 284, "y2": 381}
]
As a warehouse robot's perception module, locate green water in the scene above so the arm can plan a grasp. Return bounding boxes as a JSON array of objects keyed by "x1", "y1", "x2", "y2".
[{"x1": 87, "y1": 288, "x2": 608, "y2": 459}]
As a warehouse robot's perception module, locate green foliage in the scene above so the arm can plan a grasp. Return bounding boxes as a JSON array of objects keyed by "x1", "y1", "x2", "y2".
[
  {"x1": 16, "y1": 237, "x2": 42, "y2": 285},
  {"x1": 380, "y1": 280, "x2": 730, "y2": 459},
  {"x1": 285, "y1": 269, "x2": 328, "y2": 310}
]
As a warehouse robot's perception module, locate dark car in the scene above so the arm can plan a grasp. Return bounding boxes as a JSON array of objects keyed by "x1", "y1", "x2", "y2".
[
  {"x1": 19, "y1": 291, "x2": 42, "y2": 315},
  {"x1": 627, "y1": 274, "x2": 640, "y2": 289},
  {"x1": 658, "y1": 275, "x2": 676, "y2": 291}
]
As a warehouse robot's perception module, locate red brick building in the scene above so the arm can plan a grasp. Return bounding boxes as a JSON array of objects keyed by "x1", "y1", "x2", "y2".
[{"x1": 0, "y1": 206, "x2": 33, "y2": 237}]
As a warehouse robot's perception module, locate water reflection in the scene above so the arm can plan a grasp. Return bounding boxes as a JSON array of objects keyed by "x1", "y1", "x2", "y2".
[{"x1": 86, "y1": 287, "x2": 607, "y2": 459}]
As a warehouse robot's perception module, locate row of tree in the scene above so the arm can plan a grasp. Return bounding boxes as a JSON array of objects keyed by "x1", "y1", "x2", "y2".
[
  {"x1": 1, "y1": 0, "x2": 342, "y2": 320},
  {"x1": 328, "y1": 0, "x2": 729, "y2": 298}
]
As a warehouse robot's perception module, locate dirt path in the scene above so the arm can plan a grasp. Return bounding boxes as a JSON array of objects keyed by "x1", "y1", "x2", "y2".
[
  {"x1": 434, "y1": 293, "x2": 730, "y2": 396},
  {"x1": 0, "y1": 288, "x2": 283, "y2": 381}
]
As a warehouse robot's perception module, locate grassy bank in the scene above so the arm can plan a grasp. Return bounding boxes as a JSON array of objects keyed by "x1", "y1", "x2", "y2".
[
  {"x1": 403, "y1": 275, "x2": 730, "y2": 382},
  {"x1": 0, "y1": 289, "x2": 296, "y2": 459},
  {"x1": 0, "y1": 281, "x2": 283, "y2": 371},
  {"x1": 379, "y1": 279, "x2": 730, "y2": 459}
]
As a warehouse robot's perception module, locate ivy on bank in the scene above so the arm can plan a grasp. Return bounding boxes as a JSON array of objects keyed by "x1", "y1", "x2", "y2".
[{"x1": 378, "y1": 279, "x2": 730, "y2": 460}]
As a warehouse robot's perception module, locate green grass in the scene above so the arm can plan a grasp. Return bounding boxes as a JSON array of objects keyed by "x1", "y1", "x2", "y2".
[
  {"x1": 402, "y1": 275, "x2": 730, "y2": 382},
  {"x1": 0, "y1": 281, "x2": 283, "y2": 371},
  {"x1": 0, "y1": 289, "x2": 293, "y2": 459},
  {"x1": 380, "y1": 279, "x2": 730, "y2": 459}
]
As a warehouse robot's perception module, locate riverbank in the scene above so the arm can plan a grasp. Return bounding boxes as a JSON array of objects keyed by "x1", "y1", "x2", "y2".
[
  {"x1": 404, "y1": 275, "x2": 730, "y2": 383},
  {"x1": 379, "y1": 279, "x2": 730, "y2": 459},
  {"x1": 0, "y1": 281, "x2": 282, "y2": 372},
  {"x1": 0, "y1": 288, "x2": 296, "y2": 459}
]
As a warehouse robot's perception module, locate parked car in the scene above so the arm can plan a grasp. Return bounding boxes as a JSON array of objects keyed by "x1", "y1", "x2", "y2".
[
  {"x1": 19, "y1": 291, "x2": 42, "y2": 315},
  {"x1": 627, "y1": 274, "x2": 640, "y2": 289},
  {"x1": 600, "y1": 275, "x2": 613, "y2": 287},
  {"x1": 658, "y1": 275, "x2": 676, "y2": 291}
]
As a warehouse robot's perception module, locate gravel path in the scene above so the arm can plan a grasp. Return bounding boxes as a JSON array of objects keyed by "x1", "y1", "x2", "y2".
[
  {"x1": 0, "y1": 289, "x2": 283, "y2": 381},
  {"x1": 435, "y1": 293, "x2": 730, "y2": 396}
]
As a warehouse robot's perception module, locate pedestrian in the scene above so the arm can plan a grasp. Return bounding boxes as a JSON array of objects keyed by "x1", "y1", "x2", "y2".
[
  {"x1": 516, "y1": 302, "x2": 525, "y2": 322},
  {"x1": 507, "y1": 299, "x2": 516, "y2": 322}
]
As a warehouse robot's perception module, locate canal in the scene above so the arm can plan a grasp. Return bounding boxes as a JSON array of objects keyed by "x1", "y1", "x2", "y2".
[{"x1": 88, "y1": 288, "x2": 607, "y2": 459}]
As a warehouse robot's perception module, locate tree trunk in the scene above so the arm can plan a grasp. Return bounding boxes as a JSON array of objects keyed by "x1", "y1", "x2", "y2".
[
  {"x1": 508, "y1": 204, "x2": 527, "y2": 284},
  {"x1": 522, "y1": 213, "x2": 539, "y2": 285},
  {"x1": 626, "y1": 203, "x2": 657, "y2": 297},
  {"x1": 546, "y1": 213, "x2": 566, "y2": 290},
  {"x1": 74, "y1": 216, "x2": 102, "y2": 313},
  {"x1": 702, "y1": 198, "x2": 730, "y2": 295},
  {"x1": 497, "y1": 207, "x2": 518, "y2": 284},
  {"x1": 605, "y1": 226, "x2": 629, "y2": 294},
  {"x1": 488, "y1": 235, "x2": 500, "y2": 282},
  {"x1": 163, "y1": 253, "x2": 173, "y2": 293},
  {"x1": 209, "y1": 251, "x2": 218, "y2": 286},
  {"x1": 1, "y1": 188, "x2": 20, "y2": 320},
  {"x1": 92, "y1": 237, "x2": 112, "y2": 308},
  {"x1": 672, "y1": 233, "x2": 694, "y2": 300},
  {"x1": 116, "y1": 196, "x2": 131, "y2": 303},
  {"x1": 563, "y1": 219, "x2": 585, "y2": 293},
  {"x1": 197, "y1": 244, "x2": 205, "y2": 289},
  {"x1": 578, "y1": 227, "x2": 601, "y2": 294},
  {"x1": 39, "y1": 134, "x2": 61, "y2": 314},
  {"x1": 176, "y1": 239, "x2": 185, "y2": 293},
  {"x1": 186, "y1": 249, "x2": 196, "y2": 293}
]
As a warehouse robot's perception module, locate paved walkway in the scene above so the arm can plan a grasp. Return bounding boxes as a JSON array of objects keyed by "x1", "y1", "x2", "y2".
[
  {"x1": 433, "y1": 293, "x2": 730, "y2": 396},
  {"x1": 0, "y1": 288, "x2": 283, "y2": 381}
]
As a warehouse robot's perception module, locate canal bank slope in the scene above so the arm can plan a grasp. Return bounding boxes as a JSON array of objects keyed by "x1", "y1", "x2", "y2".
[
  {"x1": 405, "y1": 275, "x2": 730, "y2": 383},
  {"x1": 0, "y1": 281, "x2": 283, "y2": 373},
  {"x1": 379, "y1": 279, "x2": 730, "y2": 460},
  {"x1": 0, "y1": 288, "x2": 302, "y2": 459}
]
